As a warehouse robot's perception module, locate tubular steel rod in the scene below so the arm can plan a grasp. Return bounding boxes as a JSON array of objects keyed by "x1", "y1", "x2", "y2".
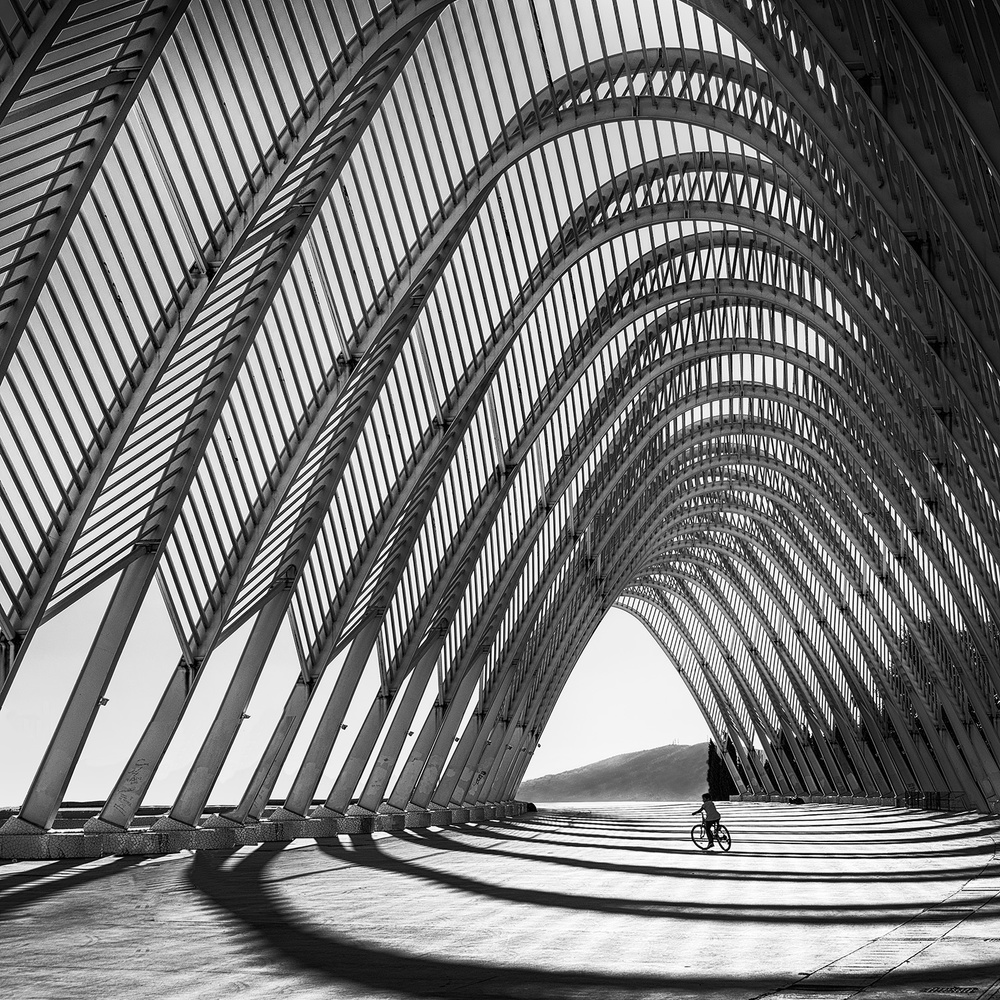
[{"x1": 5, "y1": 0, "x2": 1000, "y2": 838}]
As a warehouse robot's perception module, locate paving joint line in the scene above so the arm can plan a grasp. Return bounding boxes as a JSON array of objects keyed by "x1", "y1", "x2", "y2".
[{"x1": 749, "y1": 812, "x2": 1000, "y2": 1000}]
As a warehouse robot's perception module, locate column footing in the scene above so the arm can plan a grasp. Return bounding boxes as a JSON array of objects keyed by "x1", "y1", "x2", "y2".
[
  {"x1": 202, "y1": 813, "x2": 243, "y2": 829},
  {"x1": 0, "y1": 816, "x2": 48, "y2": 836},
  {"x1": 82, "y1": 817, "x2": 126, "y2": 834},
  {"x1": 266, "y1": 807, "x2": 308, "y2": 823},
  {"x1": 149, "y1": 816, "x2": 197, "y2": 832},
  {"x1": 0, "y1": 802, "x2": 533, "y2": 858}
]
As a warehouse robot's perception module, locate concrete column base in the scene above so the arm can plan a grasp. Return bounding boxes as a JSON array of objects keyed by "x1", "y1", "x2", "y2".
[
  {"x1": 307, "y1": 806, "x2": 344, "y2": 819},
  {"x1": 149, "y1": 816, "x2": 196, "y2": 832},
  {"x1": 264, "y1": 807, "x2": 309, "y2": 823},
  {"x1": 0, "y1": 801, "x2": 533, "y2": 860},
  {"x1": 81, "y1": 817, "x2": 127, "y2": 834},
  {"x1": 201, "y1": 813, "x2": 243, "y2": 829},
  {"x1": 404, "y1": 809, "x2": 433, "y2": 828},
  {"x1": 0, "y1": 816, "x2": 47, "y2": 836}
]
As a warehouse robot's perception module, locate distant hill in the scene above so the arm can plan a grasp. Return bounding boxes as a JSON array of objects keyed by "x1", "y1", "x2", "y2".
[{"x1": 518, "y1": 742, "x2": 710, "y2": 801}]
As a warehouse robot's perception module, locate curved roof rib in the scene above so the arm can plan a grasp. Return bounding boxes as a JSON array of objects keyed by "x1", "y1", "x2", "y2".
[{"x1": 2, "y1": 0, "x2": 1000, "y2": 840}]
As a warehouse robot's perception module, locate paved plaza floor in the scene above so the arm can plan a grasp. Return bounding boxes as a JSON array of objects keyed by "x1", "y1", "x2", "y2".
[{"x1": 2, "y1": 802, "x2": 1000, "y2": 999}]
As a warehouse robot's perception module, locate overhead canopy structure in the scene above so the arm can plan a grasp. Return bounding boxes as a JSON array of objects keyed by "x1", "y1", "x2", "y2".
[{"x1": 3, "y1": 0, "x2": 1000, "y2": 837}]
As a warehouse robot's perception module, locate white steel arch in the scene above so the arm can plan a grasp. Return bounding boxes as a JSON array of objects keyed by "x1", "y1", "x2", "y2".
[{"x1": 2, "y1": 0, "x2": 1000, "y2": 849}]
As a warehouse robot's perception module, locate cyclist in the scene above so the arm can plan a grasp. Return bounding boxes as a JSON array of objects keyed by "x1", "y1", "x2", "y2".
[{"x1": 692, "y1": 792, "x2": 722, "y2": 848}]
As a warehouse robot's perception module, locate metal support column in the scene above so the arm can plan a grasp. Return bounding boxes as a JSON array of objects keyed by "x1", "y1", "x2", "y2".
[
  {"x1": 354, "y1": 642, "x2": 442, "y2": 813},
  {"x1": 269, "y1": 618, "x2": 383, "y2": 819},
  {"x1": 318, "y1": 690, "x2": 394, "y2": 816},
  {"x1": 3, "y1": 552, "x2": 157, "y2": 832},
  {"x1": 387, "y1": 657, "x2": 484, "y2": 810},
  {"x1": 157, "y1": 592, "x2": 289, "y2": 828}
]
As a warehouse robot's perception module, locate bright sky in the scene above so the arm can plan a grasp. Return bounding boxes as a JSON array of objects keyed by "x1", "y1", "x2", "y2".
[
  {"x1": 521, "y1": 608, "x2": 709, "y2": 780},
  {"x1": 0, "y1": 590, "x2": 706, "y2": 806}
]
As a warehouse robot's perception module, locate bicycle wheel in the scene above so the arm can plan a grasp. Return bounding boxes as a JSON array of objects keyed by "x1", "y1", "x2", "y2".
[
  {"x1": 716, "y1": 824, "x2": 732, "y2": 852},
  {"x1": 690, "y1": 823, "x2": 710, "y2": 850}
]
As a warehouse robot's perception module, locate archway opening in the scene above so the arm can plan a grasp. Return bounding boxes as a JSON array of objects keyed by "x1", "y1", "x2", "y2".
[{"x1": 518, "y1": 607, "x2": 710, "y2": 799}]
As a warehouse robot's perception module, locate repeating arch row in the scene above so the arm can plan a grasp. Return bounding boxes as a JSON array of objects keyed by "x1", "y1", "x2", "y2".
[{"x1": 2, "y1": 0, "x2": 1000, "y2": 841}]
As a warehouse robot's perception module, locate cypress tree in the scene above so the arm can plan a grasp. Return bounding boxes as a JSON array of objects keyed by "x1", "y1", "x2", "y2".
[{"x1": 707, "y1": 738, "x2": 736, "y2": 799}]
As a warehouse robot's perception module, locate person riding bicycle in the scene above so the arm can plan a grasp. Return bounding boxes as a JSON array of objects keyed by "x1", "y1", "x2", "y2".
[{"x1": 692, "y1": 792, "x2": 722, "y2": 848}]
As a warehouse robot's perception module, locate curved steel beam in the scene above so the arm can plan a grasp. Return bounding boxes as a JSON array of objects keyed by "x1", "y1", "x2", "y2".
[
  {"x1": 0, "y1": 1, "x2": 190, "y2": 375},
  {"x1": 3, "y1": 0, "x2": 446, "y2": 678},
  {"x1": 183, "y1": 206, "x2": 963, "y2": 821},
  {"x1": 513, "y1": 472, "x2": 989, "y2": 804},
  {"x1": 452, "y1": 404, "x2": 992, "y2": 804},
  {"x1": 71, "y1": 48, "x2": 1000, "y2": 826},
  {"x1": 211, "y1": 44, "x2": 999, "y2": 685},
  {"x1": 624, "y1": 485, "x2": 997, "y2": 802},
  {"x1": 3, "y1": 3, "x2": 448, "y2": 833}
]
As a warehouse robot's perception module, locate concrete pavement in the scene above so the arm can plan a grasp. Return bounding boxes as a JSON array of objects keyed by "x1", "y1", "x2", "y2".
[{"x1": 1, "y1": 802, "x2": 999, "y2": 999}]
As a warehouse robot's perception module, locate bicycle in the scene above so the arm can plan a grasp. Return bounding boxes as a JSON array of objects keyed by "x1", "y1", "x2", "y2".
[{"x1": 691, "y1": 821, "x2": 732, "y2": 851}]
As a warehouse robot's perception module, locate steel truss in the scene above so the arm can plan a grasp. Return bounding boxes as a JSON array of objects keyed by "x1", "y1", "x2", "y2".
[{"x1": 2, "y1": 0, "x2": 1000, "y2": 836}]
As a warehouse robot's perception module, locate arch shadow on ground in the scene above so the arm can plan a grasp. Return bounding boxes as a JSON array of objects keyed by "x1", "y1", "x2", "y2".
[
  {"x1": 2, "y1": 803, "x2": 999, "y2": 998},
  {"x1": 175, "y1": 804, "x2": 1000, "y2": 998}
]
